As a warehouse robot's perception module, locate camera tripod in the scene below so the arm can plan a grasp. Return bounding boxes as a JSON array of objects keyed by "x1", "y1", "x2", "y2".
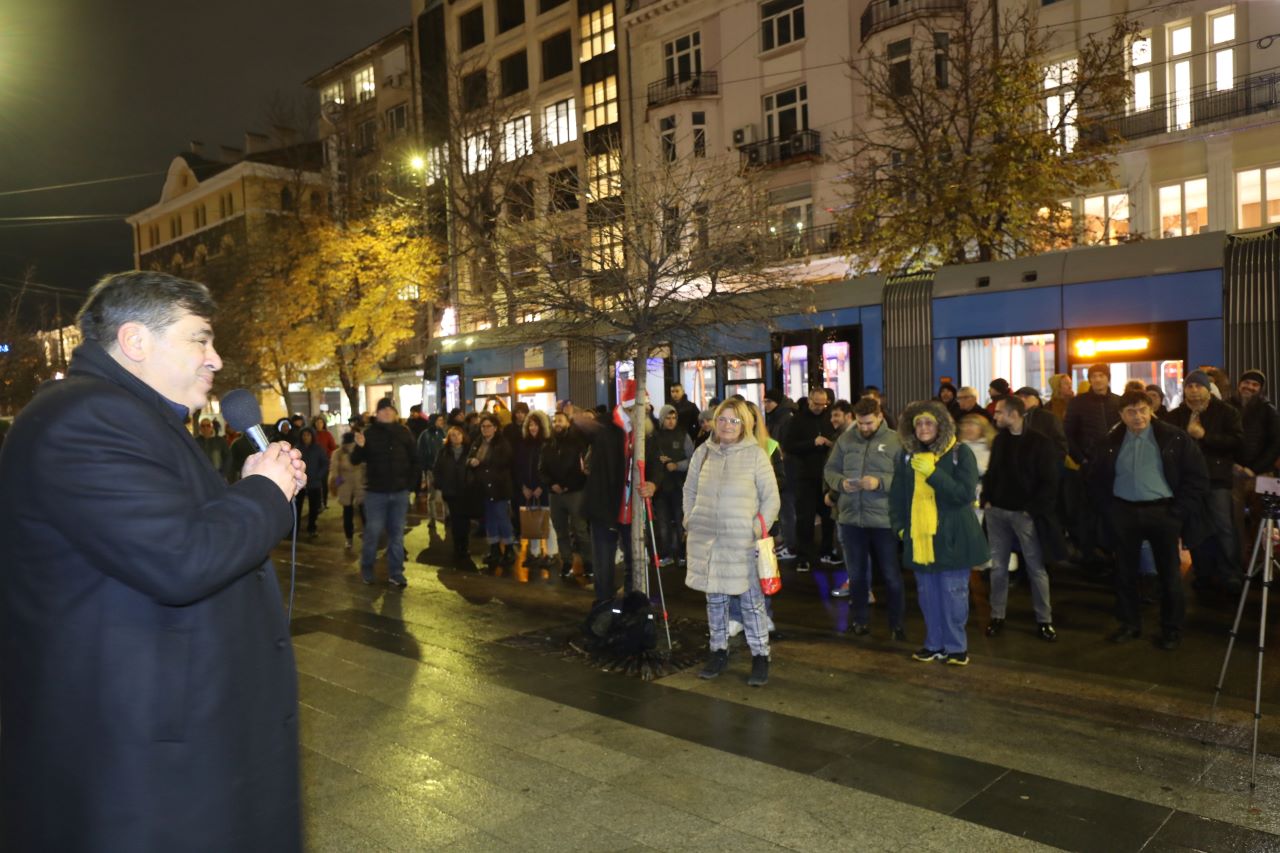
[{"x1": 1211, "y1": 502, "x2": 1280, "y2": 789}]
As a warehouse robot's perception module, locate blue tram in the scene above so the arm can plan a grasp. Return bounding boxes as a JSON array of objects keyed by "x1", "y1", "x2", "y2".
[{"x1": 428, "y1": 228, "x2": 1280, "y2": 415}]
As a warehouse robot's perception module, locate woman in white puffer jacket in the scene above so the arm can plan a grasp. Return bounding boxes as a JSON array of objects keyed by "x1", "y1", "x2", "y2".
[{"x1": 683, "y1": 398, "x2": 781, "y2": 687}]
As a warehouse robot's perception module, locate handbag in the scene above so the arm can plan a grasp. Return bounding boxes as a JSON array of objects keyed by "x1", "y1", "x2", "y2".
[
  {"x1": 520, "y1": 504, "x2": 551, "y2": 539},
  {"x1": 756, "y1": 514, "x2": 781, "y2": 595}
]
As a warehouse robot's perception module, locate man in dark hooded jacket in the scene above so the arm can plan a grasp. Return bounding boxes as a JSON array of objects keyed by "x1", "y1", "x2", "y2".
[
  {"x1": 0, "y1": 271, "x2": 306, "y2": 851},
  {"x1": 783, "y1": 388, "x2": 837, "y2": 570}
]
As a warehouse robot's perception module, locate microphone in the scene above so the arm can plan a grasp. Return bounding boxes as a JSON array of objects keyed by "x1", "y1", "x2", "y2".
[{"x1": 221, "y1": 389, "x2": 270, "y2": 452}]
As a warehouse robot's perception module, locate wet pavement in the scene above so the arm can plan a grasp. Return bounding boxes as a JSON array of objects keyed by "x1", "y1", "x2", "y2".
[{"x1": 281, "y1": 505, "x2": 1280, "y2": 851}]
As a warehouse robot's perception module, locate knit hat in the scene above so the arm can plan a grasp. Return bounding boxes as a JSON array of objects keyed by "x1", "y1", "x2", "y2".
[
  {"x1": 1145, "y1": 384, "x2": 1165, "y2": 401},
  {"x1": 1086, "y1": 363, "x2": 1111, "y2": 379},
  {"x1": 1241, "y1": 369, "x2": 1267, "y2": 387},
  {"x1": 989, "y1": 378, "x2": 1011, "y2": 396},
  {"x1": 375, "y1": 397, "x2": 396, "y2": 413},
  {"x1": 1184, "y1": 370, "x2": 1213, "y2": 390},
  {"x1": 1014, "y1": 386, "x2": 1041, "y2": 399}
]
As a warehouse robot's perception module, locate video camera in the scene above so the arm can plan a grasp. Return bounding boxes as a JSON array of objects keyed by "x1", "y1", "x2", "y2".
[{"x1": 1257, "y1": 475, "x2": 1280, "y2": 519}]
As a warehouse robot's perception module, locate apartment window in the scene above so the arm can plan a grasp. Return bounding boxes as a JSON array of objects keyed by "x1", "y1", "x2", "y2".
[
  {"x1": 888, "y1": 39, "x2": 911, "y2": 98},
  {"x1": 1044, "y1": 58, "x2": 1078, "y2": 152},
  {"x1": 1081, "y1": 192, "x2": 1130, "y2": 245},
  {"x1": 1237, "y1": 166, "x2": 1280, "y2": 229},
  {"x1": 459, "y1": 6, "x2": 485, "y2": 51},
  {"x1": 148, "y1": 224, "x2": 161, "y2": 247},
  {"x1": 761, "y1": 0, "x2": 804, "y2": 52},
  {"x1": 382, "y1": 45, "x2": 407, "y2": 79},
  {"x1": 664, "y1": 31, "x2": 701, "y2": 83},
  {"x1": 280, "y1": 187, "x2": 295, "y2": 211},
  {"x1": 934, "y1": 33, "x2": 949, "y2": 89},
  {"x1": 692, "y1": 111, "x2": 706, "y2": 158},
  {"x1": 354, "y1": 66, "x2": 376, "y2": 103},
  {"x1": 321, "y1": 81, "x2": 344, "y2": 106},
  {"x1": 588, "y1": 220, "x2": 625, "y2": 271},
  {"x1": 462, "y1": 70, "x2": 488, "y2": 112},
  {"x1": 549, "y1": 167, "x2": 579, "y2": 211},
  {"x1": 1130, "y1": 34, "x2": 1152, "y2": 112},
  {"x1": 1211, "y1": 11, "x2": 1235, "y2": 92},
  {"x1": 579, "y1": 3, "x2": 615, "y2": 62},
  {"x1": 582, "y1": 75, "x2": 618, "y2": 131},
  {"x1": 385, "y1": 104, "x2": 408, "y2": 136},
  {"x1": 356, "y1": 119, "x2": 377, "y2": 153},
  {"x1": 219, "y1": 192, "x2": 234, "y2": 218},
  {"x1": 497, "y1": 0, "x2": 525, "y2": 33},
  {"x1": 1169, "y1": 24, "x2": 1192, "y2": 130},
  {"x1": 464, "y1": 132, "x2": 491, "y2": 174},
  {"x1": 540, "y1": 0, "x2": 568, "y2": 11},
  {"x1": 542, "y1": 30, "x2": 573, "y2": 80},
  {"x1": 764, "y1": 84, "x2": 807, "y2": 140},
  {"x1": 543, "y1": 97, "x2": 577, "y2": 146},
  {"x1": 193, "y1": 204, "x2": 207, "y2": 228},
  {"x1": 169, "y1": 215, "x2": 183, "y2": 239},
  {"x1": 1158, "y1": 177, "x2": 1208, "y2": 237},
  {"x1": 501, "y1": 113, "x2": 533, "y2": 161},
  {"x1": 507, "y1": 179, "x2": 536, "y2": 221},
  {"x1": 660, "y1": 116, "x2": 677, "y2": 162},
  {"x1": 500, "y1": 50, "x2": 529, "y2": 97},
  {"x1": 587, "y1": 150, "x2": 621, "y2": 200}
]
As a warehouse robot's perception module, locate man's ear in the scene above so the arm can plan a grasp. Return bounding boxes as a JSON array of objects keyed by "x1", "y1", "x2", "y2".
[{"x1": 115, "y1": 321, "x2": 150, "y2": 363}]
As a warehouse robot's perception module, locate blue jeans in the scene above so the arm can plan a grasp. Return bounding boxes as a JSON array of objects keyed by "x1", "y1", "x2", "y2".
[
  {"x1": 839, "y1": 524, "x2": 905, "y2": 630},
  {"x1": 985, "y1": 507, "x2": 1052, "y2": 623},
  {"x1": 914, "y1": 568, "x2": 969, "y2": 654},
  {"x1": 361, "y1": 491, "x2": 409, "y2": 584},
  {"x1": 484, "y1": 498, "x2": 514, "y2": 544}
]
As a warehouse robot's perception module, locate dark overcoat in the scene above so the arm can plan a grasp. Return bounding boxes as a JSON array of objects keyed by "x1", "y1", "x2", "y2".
[{"x1": 0, "y1": 343, "x2": 300, "y2": 852}]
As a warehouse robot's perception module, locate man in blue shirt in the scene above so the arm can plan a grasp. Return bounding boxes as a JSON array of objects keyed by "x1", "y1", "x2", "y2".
[{"x1": 1089, "y1": 390, "x2": 1209, "y2": 650}]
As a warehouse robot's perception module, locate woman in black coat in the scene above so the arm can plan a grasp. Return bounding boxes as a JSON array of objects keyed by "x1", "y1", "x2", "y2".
[
  {"x1": 296, "y1": 427, "x2": 330, "y2": 535},
  {"x1": 468, "y1": 413, "x2": 516, "y2": 567},
  {"x1": 434, "y1": 425, "x2": 475, "y2": 563},
  {"x1": 514, "y1": 411, "x2": 552, "y2": 567}
]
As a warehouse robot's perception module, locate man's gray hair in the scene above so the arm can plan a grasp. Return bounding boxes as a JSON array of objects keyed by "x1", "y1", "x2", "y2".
[{"x1": 76, "y1": 271, "x2": 216, "y2": 349}]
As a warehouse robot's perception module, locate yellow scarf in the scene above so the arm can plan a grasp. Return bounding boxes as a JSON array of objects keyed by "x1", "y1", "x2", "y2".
[{"x1": 910, "y1": 436, "x2": 956, "y2": 565}]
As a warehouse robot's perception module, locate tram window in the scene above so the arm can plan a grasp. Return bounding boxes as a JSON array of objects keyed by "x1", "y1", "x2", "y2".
[
  {"x1": 821, "y1": 341, "x2": 851, "y2": 403},
  {"x1": 616, "y1": 358, "x2": 666, "y2": 408},
  {"x1": 474, "y1": 376, "x2": 512, "y2": 413},
  {"x1": 960, "y1": 334, "x2": 1056, "y2": 401},
  {"x1": 680, "y1": 359, "x2": 717, "y2": 409},
  {"x1": 445, "y1": 374, "x2": 462, "y2": 412},
  {"x1": 1070, "y1": 360, "x2": 1183, "y2": 409},
  {"x1": 725, "y1": 357, "x2": 765, "y2": 409},
  {"x1": 781, "y1": 345, "x2": 809, "y2": 401}
]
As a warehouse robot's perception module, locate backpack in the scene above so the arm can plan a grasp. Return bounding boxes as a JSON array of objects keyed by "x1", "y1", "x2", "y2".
[{"x1": 582, "y1": 591, "x2": 657, "y2": 656}]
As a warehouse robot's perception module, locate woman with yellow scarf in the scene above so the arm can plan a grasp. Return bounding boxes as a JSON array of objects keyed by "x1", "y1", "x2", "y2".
[{"x1": 889, "y1": 401, "x2": 989, "y2": 666}]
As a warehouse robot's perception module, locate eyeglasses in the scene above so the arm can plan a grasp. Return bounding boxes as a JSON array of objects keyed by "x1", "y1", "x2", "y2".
[{"x1": 715, "y1": 416, "x2": 743, "y2": 426}]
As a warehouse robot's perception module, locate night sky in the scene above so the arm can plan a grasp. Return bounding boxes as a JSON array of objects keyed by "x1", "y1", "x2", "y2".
[{"x1": 0, "y1": 0, "x2": 409, "y2": 315}]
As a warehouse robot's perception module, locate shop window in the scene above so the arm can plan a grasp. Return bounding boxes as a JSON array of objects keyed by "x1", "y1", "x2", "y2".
[
  {"x1": 780, "y1": 345, "x2": 809, "y2": 402},
  {"x1": 725, "y1": 357, "x2": 765, "y2": 410},
  {"x1": 1158, "y1": 177, "x2": 1208, "y2": 238},
  {"x1": 1236, "y1": 166, "x2": 1280, "y2": 229},
  {"x1": 680, "y1": 359, "x2": 717, "y2": 410},
  {"x1": 475, "y1": 376, "x2": 512, "y2": 413},
  {"x1": 959, "y1": 334, "x2": 1056, "y2": 400},
  {"x1": 515, "y1": 372, "x2": 557, "y2": 414},
  {"x1": 821, "y1": 341, "x2": 851, "y2": 403}
]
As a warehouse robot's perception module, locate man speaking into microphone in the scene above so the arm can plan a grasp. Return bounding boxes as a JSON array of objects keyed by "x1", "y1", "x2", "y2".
[{"x1": 0, "y1": 271, "x2": 306, "y2": 852}]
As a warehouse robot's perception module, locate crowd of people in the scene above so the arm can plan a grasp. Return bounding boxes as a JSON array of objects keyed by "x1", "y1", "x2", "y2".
[{"x1": 187, "y1": 362, "x2": 1280, "y2": 681}]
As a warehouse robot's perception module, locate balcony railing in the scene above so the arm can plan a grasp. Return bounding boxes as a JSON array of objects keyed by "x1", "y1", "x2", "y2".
[
  {"x1": 1087, "y1": 69, "x2": 1280, "y2": 143},
  {"x1": 764, "y1": 222, "x2": 845, "y2": 260},
  {"x1": 860, "y1": 0, "x2": 964, "y2": 43},
  {"x1": 647, "y1": 71, "x2": 719, "y2": 108},
  {"x1": 739, "y1": 130, "x2": 821, "y2": 168}
]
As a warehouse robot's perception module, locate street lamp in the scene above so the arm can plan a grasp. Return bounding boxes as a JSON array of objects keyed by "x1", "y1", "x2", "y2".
[{"x1": 409, "y1": 154, "x2": 426, "y2": 173}]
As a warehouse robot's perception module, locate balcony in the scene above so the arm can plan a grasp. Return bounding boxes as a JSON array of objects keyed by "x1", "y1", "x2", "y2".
[
  {"x1": 1087, "y1": 68, "x2": 1280, "y2": 143},
  {"x1": 860, "y1": 0, "x2": 964, "y2": 43},
  {"x1": 647, "y1": 71, "x2": 718, "y2": 109},
  {"x1": 764, "y1": 222, "x2": 844, "y2": 260},
  {"x1": 739, "y1": 130, "x2": 821, "y2": 168}
]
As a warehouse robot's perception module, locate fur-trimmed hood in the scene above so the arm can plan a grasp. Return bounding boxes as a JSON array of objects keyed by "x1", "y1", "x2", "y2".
[{"x1": 897, "y1": 399, "x2": 956, "y2": 454}]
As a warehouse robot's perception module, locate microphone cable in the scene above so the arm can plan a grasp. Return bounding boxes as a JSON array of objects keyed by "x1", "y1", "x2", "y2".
[{"x1": 288, "y1": 503, "x2": 298, "y2": 623}]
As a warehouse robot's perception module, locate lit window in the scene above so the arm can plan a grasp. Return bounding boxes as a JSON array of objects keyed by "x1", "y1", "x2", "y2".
[
  {"x1": 1081, "y1": 192, "x2": 1130, "y2": 245},
  {"x1": 354, "y1": 66, "x2": 376, "y2": 103},
  {"x1": 1158, "y1": 177, "x2": 1208, "y2": 238},
  {"x1": 322, "y1": 81, "x2": 345, "y2": 106},
  {"x1": 960, "y1": 334, "x2": 1057, "y2": 400},
  {"x1": 464, "y1": 132, "x2": 491, "y2": 174},
  {"x1": 761, "y1": 0, "x2": 804, "y2": 52},
  {"x1": 1211, "y1": 12, "x2": 1235, "y2": 92},
  {"x1": 1169, "y1": 24, "x2": 1192, "y2": 130},
  {"x1": 1130, "y1": 35, "x2": 1151, "y2": 112},
  {"x1": 1236, "y1": 166, "x2": 1280, "y2": 229},
  {"x1": 582, "y1": 75, "x2": 618, "y2": 131},
  {"x1": 586, "y1": 150, "x2": 621, "y2": 200},
  {"x1": 588, "y1": 220, "x2": 624, "y2": 270},
  {"x1": 542, "y1": 97, "x2": 577, "y2": 146},
  {"x1": 501, "y1": 114, "x2": 533, "y2": 162},
  {"x1": 1044, "y1": 58, "x2": 1078, "y2": 152},
  {"x1": 579, "y1": 4, "x2": 615, "y2": 62}
]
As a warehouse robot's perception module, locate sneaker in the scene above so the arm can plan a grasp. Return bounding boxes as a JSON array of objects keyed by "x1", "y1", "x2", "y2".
[
  {"x1": 830, "y1": 583, "x2": 851, "y2": 599},
  {"x1": 890, "y1": 628, "x2": 907, "y2": 642},
  {"x1": 868, "y1": 589, "x2": 876, "y2": 605},
  {"x1": 360, "y1": 577, "x2": 375, "y2": 586},
  {"x1": 658, "y1": 557, "x2": 675, "y2": 567},
  {"x1": 1157, "y1": 629, "x2": 1181, "y2": 651},
  {"x1": 698, "y1": 649, "x2": 729, "y2": 679},
  {"x1": 727, "y1": 619, "x2": 744, "y2": 638},
  {"x1": 345, "y1": 538, "x2": 353, "y2": 549},
  {"x1": 775, "y1": 546, "x2": 796, "y2": 560},
  {"x1": 795, "y1": 560, "x2": 812, "y2": 573},
  {"x1": 388, "y1": 578, "x2": 408, "y2": 589},
  {"x1": 819, "y1": 552, "x2": 842, "y2": 567},
  {"x1": 945, "y1": 652, "x2": 970, "y2": 666},
  {"x1": 1037, "y1": 623, "x2": 1058, "y2": 642},
  {"x1": 847, "y1": 623, "x2": 869, "y2": 636},
  {"x1": 912, "y1": 648, "x2": 944, "y2": 662},
  {"x1": 747, "y1": 655, "x2": 769, "y2": 687},
  {"x1": 985, "y1": 618, "x2": 1005, "y2": 638},
  {"x1": 1108, "y1": 625, "x2": 1141, "y2": 644}
]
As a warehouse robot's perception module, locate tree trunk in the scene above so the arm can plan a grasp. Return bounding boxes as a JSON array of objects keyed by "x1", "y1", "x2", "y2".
[{"x1": 631, "y1": 346, "x2": 651, "y2": 597}]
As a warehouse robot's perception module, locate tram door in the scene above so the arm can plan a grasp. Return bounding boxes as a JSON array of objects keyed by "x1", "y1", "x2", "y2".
[{"x1": 771, "y1": 327, "x2": 861, "y2": 403}]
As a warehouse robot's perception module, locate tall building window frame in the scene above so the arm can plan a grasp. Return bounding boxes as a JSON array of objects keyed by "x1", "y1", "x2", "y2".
[
  {"x1": 692, "y1": 111, "x2": 706, "y2": 158},
  {"x1": 1130, "y1": 33, "x2": 1152, "y2": 112},
  {"x1": 888, "y1": 38, "x2": 911, "y2": 98},
  {"x1": 499, "y1": 50, "x2": 529, "y2": 97},
  {"x1": 933, "y1": 32, "x2": 949, "y2": 89},
  {"x1": 659, "y1": 115, "x2": 677, "y2": 162},
  {"x1": 1080, "y1": 191, "x2": 1130, "y2": 245},
  {"x1": 1168, "y1": 23, "x2": 1192, "y2": 130},
  {"x1": 464, "y1": 131, "x2": 492, "y2": 174},
  {"x1": 542, "y1": 97, "x2": 577, "y2": 146},
  {"x1": 501, "y1": 113, "x2": 533, "y2": 162},
  {"x1": 459, "y1": 6, "x2": 486, "y2": 51},
  {"x1": 1236, "y1": 165, "x2": 1280, "y2": 230},
  {"x1": 1158, "y1": 176, "x2": 1208, "y2": 238},
  {"x1": 586, "y1": 150, "x2": 621, "y2": 201},
  {"x1": 541, "y1": 29, "x2": 573, "y2": 80},
  {"x1": 1210, "y1": 10, "x2": 1235, "y2": 92},
  {"x1": 663, "y1": 31, "x2": 701, "y2": 83},
  {"x1": 1044, "y1": 57, "x2": 1078, "y2": 152},
  {"x1": 354, "y1": 66, "x2": 376, "y2": 103},
  {"x1": 764, "y1": 84, "x2": 808, "y2": 141},
  {"x1": 496, "y1": 0, "x2": 525, "y2": 34},
  {"x1": 760, "y1": 0, "x2": 804, "y2": 53},
  {"x1": 579, "y1": 3, "x2": 615, "y2": 63},
  {"x1": 582, "y1": 75, "x2": 618, "y2": 131}
]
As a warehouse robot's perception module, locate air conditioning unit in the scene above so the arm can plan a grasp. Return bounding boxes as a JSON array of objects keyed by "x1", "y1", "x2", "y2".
[
  {"x1": 732, "y1": 124, "x2": 757, "y2": 147},
  {"x1": 744, "y1": 146, "x2": 764, "y2": 166}
]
